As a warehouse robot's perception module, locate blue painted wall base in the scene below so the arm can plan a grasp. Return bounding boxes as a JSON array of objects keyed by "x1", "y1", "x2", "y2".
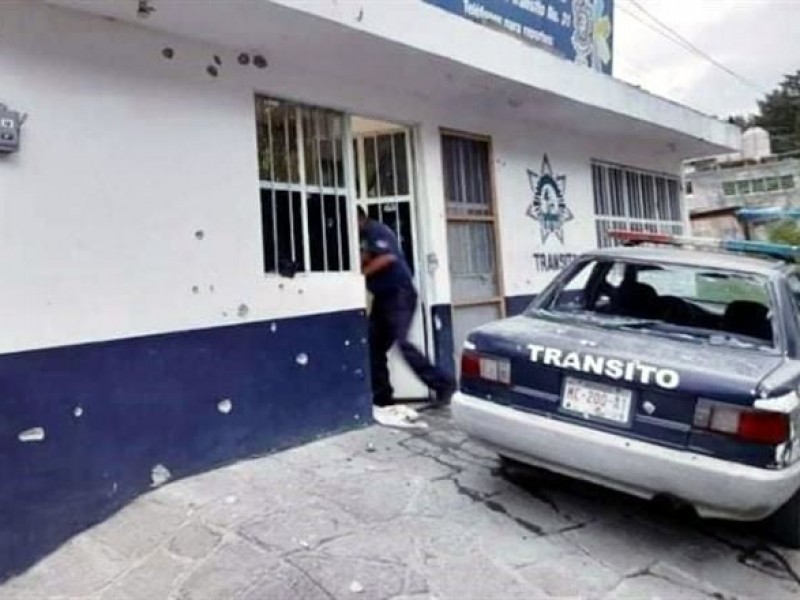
[
  {"x1": 431, "y1": 304, "x2": 456, "y2": 377},
  {"x1": 0, "y1": 310, "x2": 371, "y2": 581}
]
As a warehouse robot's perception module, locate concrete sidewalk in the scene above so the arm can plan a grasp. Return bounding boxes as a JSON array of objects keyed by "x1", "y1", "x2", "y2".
[{"x1": 4, "y1": 410, "x2": 800, "y2": 600}]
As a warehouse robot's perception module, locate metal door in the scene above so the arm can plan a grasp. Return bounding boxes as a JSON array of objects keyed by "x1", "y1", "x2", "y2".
[
  {"x1": 355, "y1": 126, "x2": 428, "y2": 400},
  {"x1": 442, "y1": 131, "x2": 505, "y2": 371}
]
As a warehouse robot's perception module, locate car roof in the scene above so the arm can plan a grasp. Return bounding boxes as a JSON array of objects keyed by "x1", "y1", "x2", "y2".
[{"x1": 585, "y1": 246, "x2": 789, "y2": 277}]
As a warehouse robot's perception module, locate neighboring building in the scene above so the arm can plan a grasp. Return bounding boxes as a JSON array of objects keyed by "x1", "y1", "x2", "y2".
[
  {"x1": 690, "y1": 206, "x2": 744, "y2": 240},
  {"x1": 0, "y1": 0, "x2": 737, "y2": 578},
  {"x1": 686, "y1": 127, "x2": 800, "y2": 238}
]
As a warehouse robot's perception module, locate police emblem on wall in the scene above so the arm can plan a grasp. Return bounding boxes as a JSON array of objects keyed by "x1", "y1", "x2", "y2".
[{"x1": 526, "y1": 154, "x2": 573, "y2": 244}]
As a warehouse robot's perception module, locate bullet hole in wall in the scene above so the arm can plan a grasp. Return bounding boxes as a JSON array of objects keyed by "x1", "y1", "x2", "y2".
[
  {"x1": 253, "y1": 55, "x2": 268, "y2": 69},
  {"x1": 162, "y1": 47, "x2": 175, "y2": 60},
  {"x1": 195, "y1": 230, "x2": 205, "y2": 240},
  {"x1": 213, "y1": 55, "x2": 222, "y2": 66},
  {"x1": 207, "y1": 65, "x2": 219, "y2": 78},
  {"x1": 238, "y1": 53, "x2": 251, "y2": 66},
  {"x1": 137, "y1": 0, "x2": 155, "y2": 19},
  {"x1": 278, "y1": 259, "x2": 299, "y2": 278},
  {"x1": 18, "y1": 427, "x2": 45, "y2": 443},
  {"x1": 151, "y1": 464, "x2": 171, "y2": 487}
]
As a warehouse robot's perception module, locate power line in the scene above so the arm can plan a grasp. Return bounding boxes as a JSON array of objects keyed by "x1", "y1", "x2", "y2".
[
  {"x1": 615, "y1": 57, "x2": 650, "y2": 81},
  {"x1": 623, "y1": 0, "x2": 766, "y2": 93},
  {"x1": 619, "y1": 0, "x2": 768, "y2": 96}
]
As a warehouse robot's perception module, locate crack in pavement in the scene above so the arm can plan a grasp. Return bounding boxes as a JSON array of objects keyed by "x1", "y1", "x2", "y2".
[
  {"x1": 398, "y1": 431, "x2": 598, "y2": 539},
  {"x1": 397, "y1": 434, "x2": 551, "y2": 537},
  {"x1": 738, "y1": 545, "x2": 800, "y2": 586},
  {"x1": 283, "y1": 556, "x2": 337, "y2": 600},
  {"x1": 398, "y1": 433, "x2": 494, "y2": 473},
  {"x1": 618, "y1": 562, "x2": 733, "y2": 600},
  {"x1": 484, "y1": 499, "x2": 544, "y2": 536},
  {"x1": 496, "y1": 461, "x2": 597, "y2": 528},
  {"x1": 287, "y1": 550, "x2": 428, "y2": 600},
  {"x1": 700, "y1": 529, "x2": 800, "y2": 587}
]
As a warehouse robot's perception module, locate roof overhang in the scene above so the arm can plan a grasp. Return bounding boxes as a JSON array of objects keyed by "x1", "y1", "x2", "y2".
[{"x1": 44, "y1": 0, "x2": 740, "y2": 159}]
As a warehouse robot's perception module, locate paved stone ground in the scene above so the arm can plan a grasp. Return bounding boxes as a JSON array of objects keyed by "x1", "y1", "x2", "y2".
[{"x1": 4, "y1": 410, "x2": 800, "y2": 600}]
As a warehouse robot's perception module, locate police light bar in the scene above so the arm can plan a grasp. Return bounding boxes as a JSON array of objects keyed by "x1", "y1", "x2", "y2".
[
  {"x1": 736, "y1": 207, "x2": 800, "y2": 223},
  {"x1": 607, "y1": 229, "x2": 800, "y2": 261}
]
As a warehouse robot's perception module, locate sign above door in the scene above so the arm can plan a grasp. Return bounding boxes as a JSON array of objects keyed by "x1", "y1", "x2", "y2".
[{"x1": 421, "y1": 0, "x2": 614, "y2": 75}]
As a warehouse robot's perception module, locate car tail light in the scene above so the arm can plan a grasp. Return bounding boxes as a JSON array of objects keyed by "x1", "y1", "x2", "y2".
[
  {"x1": 694, "y1": 399, "x2": 790, "y2": 445},
  {"x1": 738, "y1": 411, "x2": 791, "y2": 445},
  {"x1": 461, "y1": 350, "x2": 510, "y2": 385},
  {"x1": 461, "y1": 350, "x2": 480, "y2": 379}
]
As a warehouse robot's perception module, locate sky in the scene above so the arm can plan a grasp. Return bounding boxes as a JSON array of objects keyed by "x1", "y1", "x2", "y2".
[{"x1": 613, "y1": 0, "x2": 800, "y2": 119}]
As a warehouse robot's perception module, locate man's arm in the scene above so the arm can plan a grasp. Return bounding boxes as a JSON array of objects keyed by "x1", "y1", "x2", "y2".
[
  {"x1": 362, "y1": 253, "x2": 396, "y2": 277},
  {"x1": 361, "y1": 223, "x2": 399, "y2": 277}
]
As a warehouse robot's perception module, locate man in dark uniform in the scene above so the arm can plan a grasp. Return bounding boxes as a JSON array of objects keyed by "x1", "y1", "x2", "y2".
[{"x1": 358, "y1": 206, "x2": 456, "y2": 407}]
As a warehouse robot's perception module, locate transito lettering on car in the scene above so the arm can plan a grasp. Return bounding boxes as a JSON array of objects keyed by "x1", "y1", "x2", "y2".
[{"x1": 527, "y1": 345, "x2": 680, "y2": 390}]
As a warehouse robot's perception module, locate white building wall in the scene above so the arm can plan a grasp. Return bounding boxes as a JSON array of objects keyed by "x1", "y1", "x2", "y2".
[
  {"x1": 268, "y1": 0, "x2": 738, "y2": 153},
  {"x1": 493, "y1": 128, "x2": 683, "y2": 299},
  {"x1": 0, "y1": 2, "x2": 371, "y2": 354},
  {"x1": 1, "y1": 1, "x2": 690, "y2": 355}
]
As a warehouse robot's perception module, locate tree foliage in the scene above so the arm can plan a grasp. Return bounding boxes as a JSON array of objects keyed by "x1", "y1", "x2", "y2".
[
  {"x1": 768, "y1": 219, "x2": 800, "y2": 246},
  {"x1": 731, "y1": 70, "x2": 800, "y2": 155}
]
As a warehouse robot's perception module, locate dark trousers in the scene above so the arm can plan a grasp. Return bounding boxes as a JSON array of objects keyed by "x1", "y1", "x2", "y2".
[{"x1": 369, "y1": 286, "x2": 454, "y2": 406}]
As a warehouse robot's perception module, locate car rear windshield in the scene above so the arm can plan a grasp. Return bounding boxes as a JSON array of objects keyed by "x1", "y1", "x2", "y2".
[{"x1": 531, "y1": 259, "x2": 776, "y2": 349}]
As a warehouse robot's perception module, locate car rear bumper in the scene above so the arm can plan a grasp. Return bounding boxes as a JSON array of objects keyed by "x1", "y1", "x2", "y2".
[{"x1": 452, "y1": 392, "x2": 800, "y2": 521}]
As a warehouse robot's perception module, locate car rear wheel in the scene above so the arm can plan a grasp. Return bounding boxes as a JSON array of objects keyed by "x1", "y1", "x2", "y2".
[{"x1": 763, "y1": 488, "x2": 800, "y2": 549}]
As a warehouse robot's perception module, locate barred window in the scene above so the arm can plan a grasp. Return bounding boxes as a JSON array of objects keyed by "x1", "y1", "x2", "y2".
[
  {"x1": 592, "y1": 162, "x2": 683, "y2": 247},
  {"x1": 721, "y1": 175, "x2": 797, "y2": 196},
  {"x1": 442, "y1": 134, "x2": 493, "y2": 217},
  {"x1": 443, "y1": 134, "x2": 500, "y2": 304},
  {"x1": 255, "y1": 96, "x2": 351, "y2": 275}
]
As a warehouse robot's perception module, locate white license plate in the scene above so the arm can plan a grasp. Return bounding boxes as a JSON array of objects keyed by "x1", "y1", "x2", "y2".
[{"x1": 561, "y1": 378, "x2": 632, "y2": 424}]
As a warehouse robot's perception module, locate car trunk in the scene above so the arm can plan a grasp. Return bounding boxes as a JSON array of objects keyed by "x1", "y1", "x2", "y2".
[{"x1": 464, "y1": 316, "x2": 784, "y2": 451}]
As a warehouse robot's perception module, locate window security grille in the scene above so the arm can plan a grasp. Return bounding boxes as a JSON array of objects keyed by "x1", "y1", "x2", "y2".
[
  {"x1": 592, "y1": 162, "x2": 683, "y2": 247},
  {"x1": 255, "y1": 96, "x2": 351, "y2": 274}
]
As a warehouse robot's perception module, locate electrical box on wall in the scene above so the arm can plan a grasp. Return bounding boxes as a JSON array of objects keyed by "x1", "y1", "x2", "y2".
[{"x1": 0, "y1": 104, "x2": 24, "y2": 154}]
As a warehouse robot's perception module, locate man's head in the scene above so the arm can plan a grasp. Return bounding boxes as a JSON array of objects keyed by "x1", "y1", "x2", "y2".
[{"x1": 357, "y1": 205, "x2": 368, "y2": 230}]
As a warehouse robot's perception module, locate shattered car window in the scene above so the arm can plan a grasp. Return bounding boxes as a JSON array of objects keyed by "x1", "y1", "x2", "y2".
[{"x1": 535, "y1": 259, "x2": 775, "y2": 348}]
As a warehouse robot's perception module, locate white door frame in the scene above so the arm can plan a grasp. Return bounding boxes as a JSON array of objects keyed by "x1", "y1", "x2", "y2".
[{"x1": 352, "y1": 123, "x2": 431, "y2": 399}]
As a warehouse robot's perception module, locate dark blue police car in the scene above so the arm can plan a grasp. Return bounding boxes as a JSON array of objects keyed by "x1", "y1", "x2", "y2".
[{"x1": 453, "y1": 231, "x2": 800, "y2": 547}]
